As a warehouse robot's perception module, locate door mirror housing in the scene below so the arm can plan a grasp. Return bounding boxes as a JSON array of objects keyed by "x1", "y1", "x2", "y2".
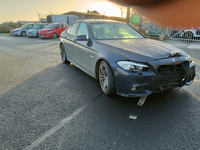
[{"x1": 76, "y1": 35, "x2": 89, "y2": 41}]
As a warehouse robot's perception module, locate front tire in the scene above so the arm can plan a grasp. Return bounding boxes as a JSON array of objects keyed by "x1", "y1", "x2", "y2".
[
  {"x1": 21, "y1": 31, "x2": 26, "y2": 37},
  {"x1": 60, "y1": 44, "x2": 70, "y2": 64},
  {"x1": 99, "y1": 61, "x2": 115, "y2": 95},
  {"x1": 53, "y1": 33, "x2": 57, "y2": 39}
]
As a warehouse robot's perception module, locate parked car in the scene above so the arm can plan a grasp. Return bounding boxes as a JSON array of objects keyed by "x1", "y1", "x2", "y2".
[
  {"x1": 170, "y1": 27, "x2": 200, "y2": 39},
  {"x1": 12, "y1": 23, "x2": 35, "y2": 36},
  {"x1": 38, "y1": 23, "x2": 68, "y2": 39},
  {"x1": 59, "y1": 20, "x2": 196, "y2": 97},
  {"x1": 182, "y1": 27, "x2": 200, "y2": 39},
  {"x1": 26, "y1": 23, "x2": 48, "y2": 37}
]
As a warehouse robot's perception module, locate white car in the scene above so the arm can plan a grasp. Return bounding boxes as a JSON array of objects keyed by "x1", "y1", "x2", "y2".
[{"x1": 183, "y1": 27, "x2": 200, "y2": 39}]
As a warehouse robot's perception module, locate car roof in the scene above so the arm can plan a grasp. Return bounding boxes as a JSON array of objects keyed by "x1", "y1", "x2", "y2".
[
  {"x1": 35, "y1": 23, "x2": 48, "y2": 25},
  {"x1": 77, "y1": 19, "x2": 123, "y2": 24},
  {"x1": 51, "y1": 22, "x2": 67, "y2": 24},
  {"x1": 24, "y1": 23, "x2": 34, "y2": 25}
]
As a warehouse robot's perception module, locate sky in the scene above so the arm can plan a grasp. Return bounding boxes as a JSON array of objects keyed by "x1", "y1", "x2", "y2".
[{"x1": 0, "y1": 0, "x2": 127, "y2": 23}]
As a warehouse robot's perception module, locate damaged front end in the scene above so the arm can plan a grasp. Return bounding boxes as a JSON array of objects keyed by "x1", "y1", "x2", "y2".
[
  {"x1": 114, "y1": 55, "x2": 195, "y2": 97},
  {"x1": 149, "y1": 57, "x2": 195, "y2": 92}
]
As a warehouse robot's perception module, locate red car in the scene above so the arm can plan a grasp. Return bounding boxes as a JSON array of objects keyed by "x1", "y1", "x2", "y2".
[{"x1": 39, "y1": 23, "x2": 68, "y2": 38}]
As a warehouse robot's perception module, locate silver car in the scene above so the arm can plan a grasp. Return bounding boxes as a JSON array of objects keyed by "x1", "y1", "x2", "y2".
[
  {"x1": 26, "y1": 23, "x2": 48, "y2": 37},
  {"x1": 12, "y1": 23, "x2": 35, "y2": 36}
]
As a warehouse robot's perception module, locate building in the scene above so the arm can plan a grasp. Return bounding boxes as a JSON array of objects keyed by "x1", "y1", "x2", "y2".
[{"x1": 61, "y1": 10, "x2": 125, "y2": 22}]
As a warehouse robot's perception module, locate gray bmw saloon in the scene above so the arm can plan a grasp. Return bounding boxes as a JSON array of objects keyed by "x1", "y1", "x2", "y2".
[{"x1": 59, "y1": 19, "x2": 195, "y2": 97}]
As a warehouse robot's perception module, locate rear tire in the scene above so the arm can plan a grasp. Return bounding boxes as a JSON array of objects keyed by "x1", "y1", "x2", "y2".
[
  {"x1": 60, "y1": 44, "x2": 70, "y2": 64},
  {"x1": 99, "y1": 61, "x2": 115, "y2": 95}
]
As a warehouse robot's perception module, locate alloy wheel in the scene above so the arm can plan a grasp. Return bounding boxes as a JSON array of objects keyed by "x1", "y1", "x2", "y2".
[{"x1": 99, "y1": 64, "x2": 109, "y2": 92}]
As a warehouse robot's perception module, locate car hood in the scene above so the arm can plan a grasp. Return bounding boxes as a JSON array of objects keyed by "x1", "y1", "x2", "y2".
[
  {"x1": 96, "y1": 39, "x2": 187, "y2": 62},
  {"x1": 13, "y1": 28, "x2": 22, "y2": 32},
  {"x1": 39, "y1": 29, "x2": 52, "y2": 33}
]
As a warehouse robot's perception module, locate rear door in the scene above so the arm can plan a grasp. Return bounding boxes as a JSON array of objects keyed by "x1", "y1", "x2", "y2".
[{"x1": 63, "y1": 22, "x2": 80, "y2": 63}]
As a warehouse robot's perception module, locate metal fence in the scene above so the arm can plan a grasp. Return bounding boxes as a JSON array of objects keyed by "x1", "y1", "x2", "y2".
[
  {"x1": 166, "y1": 26, "x2": 200, "y2": 44},
  {"x1": 130, "y1": 22, "x2": 200, "y2": 44}
]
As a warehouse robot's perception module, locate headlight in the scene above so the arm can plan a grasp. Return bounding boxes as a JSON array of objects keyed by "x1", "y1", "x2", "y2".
[
  {"x1": 47, "y1": 31, "x2": 52, "y2": 33},
  {"x1": 117, "y1": 61, "x2": 150, "y2": 72}
]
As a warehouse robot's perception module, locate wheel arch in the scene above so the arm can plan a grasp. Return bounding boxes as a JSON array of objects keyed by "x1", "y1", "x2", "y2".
[
  {"x1": 53, "y1": 32, "x2": 57, "y2": 38},
  {"x1": 95, "y1": 58, "x2": 114, "y2": 80},
  {"x1": 21, "y1": 31, "x2": 26, "y2": 36},
  {"x1": 96, "y1": 59, "x2": 116, "y2": 95},
  {"x1": 60, "y1": 42, "x2": 63, "y2": 48}
]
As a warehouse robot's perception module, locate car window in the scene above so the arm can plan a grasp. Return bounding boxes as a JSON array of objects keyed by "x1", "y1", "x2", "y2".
[
  {"x1": 33, "y1": 24, "x2": 43, "y2": 29},
  {"x1": 67, "y1": 25, "x2": 72, "y2": 34},
  {"x1": 77, "y1": 23, "x2": 88, "y2": 38},
  {"x1": 42, "y1": 24, "x2": 48, "y2": 28},
  {"x1": 63, "y1": 24, "x2": 68, "y2": 27},
  {"x1": 27, "y1": 24, "x2": 33, "y2": 28},
  {"x1": 45, "y1": 24, "x2": 57, "y2": 29},
  {"x1": 90, "y1": 23, "x2": 143, "y2": 40},
  {"x1": 69, "y1": 23, "x2": 79, "y2": 36},
  {"x1": 21, "y1": 24, "x2": 28, "y2": 29},
  {"x1": 57, "y1": 24, "x2": 63, "y2": 28}
]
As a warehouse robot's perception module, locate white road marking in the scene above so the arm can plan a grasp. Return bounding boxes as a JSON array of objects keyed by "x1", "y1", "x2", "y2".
[
  {"x1": 137, "y1": 96, "x2": 147, "y2": 106},
  {"x1": 129, "y1": 115, "x2": 138, "y2": 120},
  {"x1": 186, "y1": 44, "x2": 200, "y2": 49},
  {"x1": 185, "y1": 87, "x2": 200, "y2": 102},
  {"x1": 194, "y1": 72, "x2": 200, "y2": 83},
  {"x1": 55, "y1": 78, "x2": 66, "y2": 87},
  {"x1": 23, "y1": 103, "x2": 89, "y2": 150}
]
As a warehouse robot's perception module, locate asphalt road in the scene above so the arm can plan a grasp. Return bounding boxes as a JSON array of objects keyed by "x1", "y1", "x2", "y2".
[{"x1": 0, "y1": 34, "x2": 200, "y2": 150}]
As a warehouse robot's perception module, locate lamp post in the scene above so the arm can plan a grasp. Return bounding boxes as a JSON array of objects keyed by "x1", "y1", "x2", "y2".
[
  {"x1": 126, "y1": 6, "x2": 130, "y2": 25},
  {"x1": 36, "y1": 12, "x2": 40, "y2": 22},
  {"x1": 120, "y1": 8, "x2": 123, "y2": 18}
]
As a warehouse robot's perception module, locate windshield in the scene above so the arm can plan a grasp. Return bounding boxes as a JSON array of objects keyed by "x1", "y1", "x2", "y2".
[
  {"x1": 33, "y1": 25, "x2": 43, "y2": 29},
  {"x1": 90, "y1": 23, "x2": 143, "y2": 40},
  {"x1": 21, "y1": 24, "x2": 28, "y2": 29},
  {"x1": 45, "y1": 24, "x2": 57, "y2": 29}
]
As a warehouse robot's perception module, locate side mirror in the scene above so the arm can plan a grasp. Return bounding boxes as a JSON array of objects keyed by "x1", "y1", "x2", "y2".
[{"x1": 76, "y1": 35, "x2": 88, "y2": 41}]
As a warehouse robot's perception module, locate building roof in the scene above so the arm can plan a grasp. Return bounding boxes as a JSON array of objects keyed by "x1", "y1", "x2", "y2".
[
  {"x1": 76, "y1": 19, "x2": 122, "y2": 23},
  {"x1": 87, "y1": 10, "x2": 100, "y2": 15},
  {"x1": 17, "y1": 21, "x2": 39, "y2": 24},
  {"x1": 61, "y1": 11, "x2": 125, "y2": 22}
]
